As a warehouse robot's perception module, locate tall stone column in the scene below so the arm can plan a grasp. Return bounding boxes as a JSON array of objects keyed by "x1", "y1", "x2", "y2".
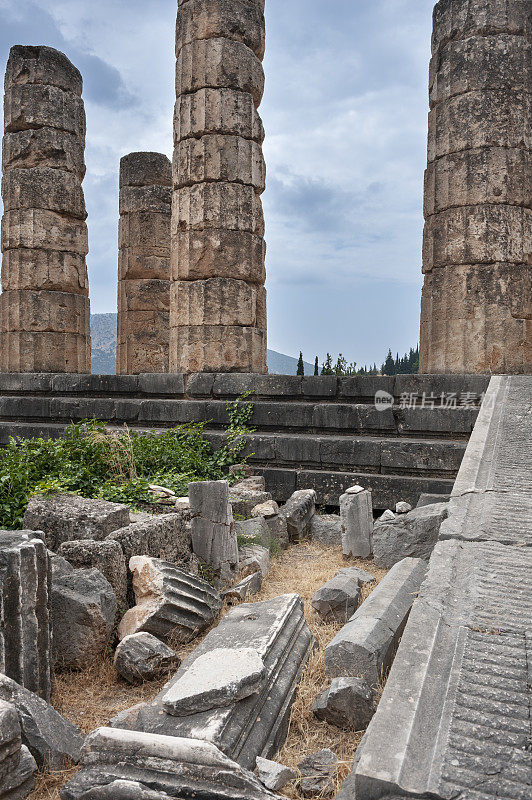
[
  {"x1": 0, "y1": 46, "x2": 91, "y2": 373},
  {"x1": 420, "y1": 0, "x2": 531, "y2": 374},
  {"x1": 117, "y1": 152, "x2": 172, "y2": 374},
  {"x1": 170, "y1": 0, "x2": 268, "y2": 374}
]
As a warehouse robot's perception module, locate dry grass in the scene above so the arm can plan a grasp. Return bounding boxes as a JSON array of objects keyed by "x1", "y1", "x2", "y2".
[{"x1": 29, "y1": 542, "x2": 387, "y2": 800}]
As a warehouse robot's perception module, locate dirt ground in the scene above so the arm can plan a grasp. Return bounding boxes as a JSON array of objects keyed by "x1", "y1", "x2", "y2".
[{"x1": 29, "y1": 542, "x2": 387, "y2": 800}]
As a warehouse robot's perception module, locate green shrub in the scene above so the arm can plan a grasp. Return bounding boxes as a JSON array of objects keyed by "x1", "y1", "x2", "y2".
[{"x1": 0, "y1": 394, "x2": 254, "y2": 529}]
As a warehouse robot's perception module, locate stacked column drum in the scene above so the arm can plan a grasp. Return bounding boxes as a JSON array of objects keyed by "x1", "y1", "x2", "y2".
[
  {"x1": 420, "y1": 0, "x2": 531, "y2": 374},
  {"x1": 117, "y1": 152, "x2": 172, "y2": 374},
  {"x1": 0, "y1": 45, "x2": 90, "y2": 373},
  {"x1": 170, "y1": 0, "x2": 268, "y2": 373}
]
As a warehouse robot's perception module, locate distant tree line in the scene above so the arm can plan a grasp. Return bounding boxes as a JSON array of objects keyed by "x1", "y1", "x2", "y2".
[{"x1": 295, "y1": 345, "x2": 419, "y2": 376}]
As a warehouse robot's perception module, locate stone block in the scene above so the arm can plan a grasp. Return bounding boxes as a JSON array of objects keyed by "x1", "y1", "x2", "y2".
[
  {"x1": 427, "y1": 88, "x2": 529, "y2": 162},
  {"x1": 298, "y1": 749, "x2": 338, "y2": 798},
  {"x1": 5, "y1": 45, "x2": 82, "y2": 94},
  {"x1": 0, "y1": 699, "x2": 22, "y2": 782},
  {"x1": 120, "y1": 151, "x2": 172, "y2": 188},
  {"x1": 52, "y1": 567, "x2": 117, "y2": 669},
  {"x1": 172, "y1": 278, "x2": 263, "y2": 327},
  {"x1": 0, "y1": 331, "x2": 90, "y2": 373},
  {"x1": 117, "y1": 556, "x2": 222, "y2": 644},
  {"x1": 175, "y1": 87, "x2": 264, "y2": 142},
  {"x1": 0, "y1": 674, "x2": 83, "y2": 769},
  {"x1": 23, "y1": 494, "x2": 130, "y2": 550},
  {"x1": 162, "y1": 647, "x2": 265, "y2": 715},
  {"x1": 173, "y1": 135, "x2": 265, "y2": 192},
  {"x1": 238, "y1": 544, "x2": 270, "y2": 577},
  {"x1": 2, "y1": 128, "x2": 85, "y2": 179},
  {"x1": 0, "y1": 290, "x2": 90, "y2": 335},
  {"x1": 169, "y1": 324, "x2": 267, "y2": 374},
  {"x1": 431, "y1": 0, "x2": 531, "y2": 54},
  {"x1": 429, "y1": 34, "x2": 531, "y2": 108},
  {"x1": 282, "y1": 489, "x2": 316, "y2": 542},
  {"x1": 118, "y1": 250, "x2": 170, "y2": 282},
  {"x1": 336, "y1": 566, "x2": 376, "y2": 587},
  {"x1": 256, "y1": 757, "x2": 296, "y2": 792},
  {"x1": 417, "y1": 492, "x2": 450, "y2": 508},
  {"x1": 171, "y1": 229, "x2": 266, "y2": 283},
  {"x1": 119, "y1": 184, "x2": 172, "y2": 215},
  {"x1": 1, "y1": 249, "x2": 89, "y2": 294},
  {"x1": 373, "y1": 502, "x2": 449, "y2": 568},
  {"x1": 118, "y1": 279, "x2": 170, "y2": 313},
  {"x1": 189, "y1": 480, "x2": 238, "y2": 583},
  {"x1": 311, "y1": 573, "x2": 361, "y2": 623},
  {"x1": 2, "y1": 209, "x2": 88, "y2": 254},
  {"x1": 118, "y1": 211, "x2": 170, "y2": 256},
  {"x1": 2, "y1": 167, "x2": 86, "y2": 218},
  {"x1": 234, "y1": 517, "x2": 272, "y2": 547},
  {"x1": 60, "y1": 728, "x2": 281, "y2": 800},
  {"x1": 325, "y1": 558, "x2": 427, "y2": 685},
  {"x1": 176, "y1": 0, "x2": 266, "y2": 60},
  {"x1": 173, "y1": 181, "x2": 264, "y2": 234},
  {"x1": 176, "y1": 37, "x2": 265, "y2": 107},
  {"x1": 4, "y1": 85, "x2": 86, "y2": 138},
  {"x1": 0, "y1": 744, "x2": 36, "y2": 800},
  {"x1": 251, "y1": 499, "x2": 279, "y2": 518},
  {"x1": 58, "y1": 539, "x2": 128, "y2": 610},
  {"x1": 133, "y1": 594, "x2": 315, "y2": 769},
  {"x1": 0, "y1": 532, "x2": 52, "y2": 701},
  {"x1": 221, "y1": 570, "x2": 262, "y2": 603},
  {"x1": 424, "y1": 147, "x2": 530, "y2": 216},
  {"x1": 340, "y1": 486, "x2": 373, "y2": 559},
  {"x1": 113, "y1": 633, "x2": 180, "y2": 685},
  {"x1": 312, "y1": 677, "x2": 376, "y2": 730}
]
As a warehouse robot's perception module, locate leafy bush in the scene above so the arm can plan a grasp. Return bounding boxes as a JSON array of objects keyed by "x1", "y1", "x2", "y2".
[{"x1": 0, "y1": 394, "x2": 254, "y2": 529}]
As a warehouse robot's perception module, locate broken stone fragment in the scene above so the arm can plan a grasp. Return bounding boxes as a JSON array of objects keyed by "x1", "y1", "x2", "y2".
[
  {"x1": 23, "y1": 494, "x2": 130, "y2": 550},
  {"x1": 58, "y1": 539, "x2": 127, "y2": 610},
  {"x1": 0, "y1": 699, "x2": 22, "y2": 783},
  {"x1": 310, "y1": 513, "x2": 342, "y2": 546},
  {"x1": 0, "y1": 674, "x2": 83, "y2": 769},
  {"x1": 52, "y1": 567, "x2": 117, "y2": 669},
  {"x1": 230, "y1": 481, "x2": 272, "y2": 518},
  {"x1": 235, "y1": 517, "x2": 271, "y2": 548},
  {"x1": 298, "y1": 748, "x2": 338, "y2": 798},
  {"x1": 189, "y1": 480, "x2": 238, "y2": 585},
  {"x1": 340, "y1": 487, "x2": 373, "y2": 558},
  {"x1": 395, "y1": 501, "x2": 412, "y2": 514},
  {"x1": 162, "y1": 647, "x2": 265, "y2": 716},
  {"x1": 239, "y1": 544, "x2": 270, "y2": 577},
  {"x1": 222, "y1": 570, "x2": 262, "y2": 604},
  {"x1": 60, "y1": 727, "x2": 282, "y2": 800},
  {"x1": 311, "y1": 573, "x2": 361, "y2": 624},
  {"x1": 251, "y1": 500, "x2": 279, "y2": 518},
  {"x1": 0, "y1": 743, "x2": 36, "y2": 800},
  {"x1": 312, "y1": 677, "x2": 376, "y2": 730},
  {"x1": 282, "y1": 489, "x2": 316, "y2": 542},
  {"x1": 378, "y1": 509, "x2": 396, "y2": 522},
  {"x1": 336, "y1": 566, "x2": 376, "y2": 587},
  {"x1": 117, "y1": 556, "x2": 221, "y2": 644},
  {"x1": 255, "y1": 756, "x2": 296, "y2": 791},
  {"x1": 114, "y1": 633, "x2": 180, "y2": 685},
  {"x1": 373, "y1": 502, "x2": 449, "y2": 568},
  {"x1": 416, "y1": 492, "x2": 450, "y2": 508}
]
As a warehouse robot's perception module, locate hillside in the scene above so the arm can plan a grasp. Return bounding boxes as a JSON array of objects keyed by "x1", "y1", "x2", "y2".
[{"x1": 90, "y1": 314, "x2": 314, "y2": 375}]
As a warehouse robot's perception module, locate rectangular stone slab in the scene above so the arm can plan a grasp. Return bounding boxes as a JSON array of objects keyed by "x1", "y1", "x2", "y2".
[{"x1": 133, "y1": 593, "x2": 315, "y2": 770}]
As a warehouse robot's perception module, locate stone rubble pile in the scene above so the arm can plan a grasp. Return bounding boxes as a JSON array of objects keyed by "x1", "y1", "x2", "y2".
[
  {"x1": 0, "y1": 45, "x2": 90, "y2": 373},
  {"x1": 0, "y1": 699, "x2": 37, "y2": 800},
  {"x1": 117, "y1": 151, "x2": 172, "y2": 374}
]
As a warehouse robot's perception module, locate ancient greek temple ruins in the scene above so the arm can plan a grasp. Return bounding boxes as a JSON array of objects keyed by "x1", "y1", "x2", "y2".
[{"x1": 0, "y1": 2, "x2": 530, "y2": 800}]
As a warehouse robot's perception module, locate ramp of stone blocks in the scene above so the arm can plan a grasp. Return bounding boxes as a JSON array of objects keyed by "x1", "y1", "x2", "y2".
[
  {"x1": 342, "y1": 376, "x2": 532, "y2": 800},
  {"x1": 132, "y1": 593, "x2": 315, "y2": 770},
  {"x1": 0, "y1": 372, "x2": 489, "y2": 509}
]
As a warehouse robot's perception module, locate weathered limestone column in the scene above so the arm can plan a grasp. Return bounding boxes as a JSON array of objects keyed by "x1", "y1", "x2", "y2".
[
  {"x1": 420, "y1": 0, "x2": 531, "y2": 374},
  {"x1": 117, "y1": 152, "x2": 172, "y2": 374},
  {"x1": 0, "y1": 532, "x2": 52, "y2": 702},
  {"x1": 170, "y1": 0, "x2": 268, "y2": 373},
  {"x1": 0, "y1": 46, "x2": 90, "y2": 373}
]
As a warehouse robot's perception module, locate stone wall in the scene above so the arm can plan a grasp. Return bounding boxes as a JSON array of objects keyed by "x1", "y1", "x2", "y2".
[
  {"x1": 420, "y1": 0, "x2": 531, "y2": 374},
  {"x1": 169, "y1": 0, "x2": 268, "y2": 374},
  {"x1": 117, "y1": 152, "x2": 172, "y2": 374},
  {"x1": 0, "y1": 46, "x2": 91, "y2": 373}
]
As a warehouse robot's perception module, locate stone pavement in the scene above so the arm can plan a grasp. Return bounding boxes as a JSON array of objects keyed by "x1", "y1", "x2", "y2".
[{"x1": 340, "y1": 376, "x2": 532, "y2": 799}]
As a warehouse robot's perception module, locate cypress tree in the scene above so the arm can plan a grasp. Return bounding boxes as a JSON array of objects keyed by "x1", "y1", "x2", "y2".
[
  {"x1": 297, "y1": 352, "x2": 305, "y2": 376},
  {"x1": 314, "y1": 357, "x2": 319, "y2": 376}
]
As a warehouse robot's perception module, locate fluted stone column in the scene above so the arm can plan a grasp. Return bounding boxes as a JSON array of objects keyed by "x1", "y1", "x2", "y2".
[
  {"x1": 170, "y1": 0, "x2": 268, "y2": 374},
  {"x1": 117, "y1": 152, "x2": 172, "y2": 374},
  {"x1": 0, "y1": 46, "x2": 91, "y2": 373},
  {"x1": 420, "y1": 0, "x2": 531, "y2": 374}
]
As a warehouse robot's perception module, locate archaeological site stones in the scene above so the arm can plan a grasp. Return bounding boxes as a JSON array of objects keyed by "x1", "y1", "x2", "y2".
[
  {"x1": 0, "y1": 45, "x2": 90, "y2": 373},
  {"x1": 117, "y1": 152, "x2": 172, "y2": 374},
  {"x1": 420, "y1": 0, "x2": 531, "y2": 373}
]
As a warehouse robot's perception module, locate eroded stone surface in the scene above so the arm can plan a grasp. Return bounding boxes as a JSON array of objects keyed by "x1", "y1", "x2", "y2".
[
  {"x1": 312, "y1": 677, "x2": 376, "y2": 730},
  {"x1": 189, "y1": 480, "x2": 238, "y2": 585},
  {"x1": 58, "y1": 539, "x2": 127, "y2": 610},
  {"x1": 256, "y1": 757, "x2": 296, "y2": 792},
  {"x1": 298, "y1": 749, "x2": 338, "y2": 798},
  {"x1": 311, "y1": 573, "x2": 361, "y2": 624},
  {"x1": 373, "y1": 502, "x2": 449, "y2": 568},
  {"x1": 340, "y1": 487, "x2": 373, "y2": 558},
  {"x1": 282, "y1": 489, "x2": 316, "y2": 542},
  {"x1": 114, "y1": 633, "x2": 180, "y2": 685}
]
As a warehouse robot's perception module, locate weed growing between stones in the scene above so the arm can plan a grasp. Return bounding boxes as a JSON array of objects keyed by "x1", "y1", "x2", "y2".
[{"x1": 0, "y1": 395, "x2": 254, "y2": 528}]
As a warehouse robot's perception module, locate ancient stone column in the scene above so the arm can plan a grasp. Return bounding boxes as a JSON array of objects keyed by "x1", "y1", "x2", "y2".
[
  {"x1": 117, "y1": 152, "x2": 172, "y2": 374},
  {"x1": 170, "y1": 0, "x2": 268, "y2": 373},
  {"x1": 0, "y1": 45, "x2": 91, "y2": 373},
  {"x1": 420, "y1": 0, "x2": 531, "y2": 374},
  {"x1": 0, "y1": 532, "x2": 52, "y2": 702}
]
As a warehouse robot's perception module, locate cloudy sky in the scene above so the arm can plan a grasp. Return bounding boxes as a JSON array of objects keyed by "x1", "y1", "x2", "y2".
[{"x1": 0, "y1": 0, "x2": 434, "y2": 368}]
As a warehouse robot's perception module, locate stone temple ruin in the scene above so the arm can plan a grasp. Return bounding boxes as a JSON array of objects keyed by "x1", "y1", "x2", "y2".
[{"x1": 0, "y1": 0, "x2": 530, "y2": 799}]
